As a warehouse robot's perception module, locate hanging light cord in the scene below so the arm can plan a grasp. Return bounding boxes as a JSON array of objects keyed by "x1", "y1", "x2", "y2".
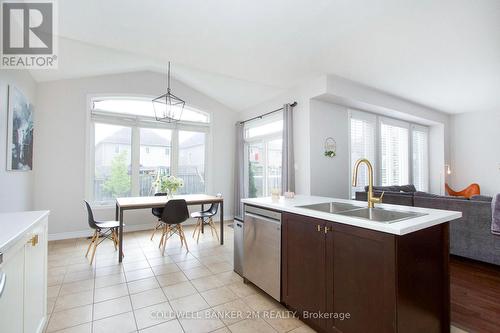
[{"x1": 167, "y1": 61, "x2": 171, "y2": 93}]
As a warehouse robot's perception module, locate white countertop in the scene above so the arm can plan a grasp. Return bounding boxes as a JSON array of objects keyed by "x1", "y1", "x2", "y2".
[
  {"x1": 241, "y1": 195, "x2": 461, "y2": 235},
  {"x1": 0, "y1": 211, "x2": 50, "y2": 253}
]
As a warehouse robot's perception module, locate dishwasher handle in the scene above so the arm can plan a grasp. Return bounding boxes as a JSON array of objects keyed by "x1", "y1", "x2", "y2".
[
  {"x1": 0, "y1": 272, "x2": 6, "y2": 298},
  {"x1": 245, "y1": 212, "x2": 281, "y2": 226}
]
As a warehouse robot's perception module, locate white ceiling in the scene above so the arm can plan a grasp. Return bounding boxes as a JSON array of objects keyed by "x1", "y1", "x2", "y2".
[{"x1": 30, "y1": 0, "x2": 500, "y2": 113}]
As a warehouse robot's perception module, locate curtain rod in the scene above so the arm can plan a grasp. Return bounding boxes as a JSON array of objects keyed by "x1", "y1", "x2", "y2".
[{"x1": 239, "y1": 101, "x2": 297, "y2": 125}]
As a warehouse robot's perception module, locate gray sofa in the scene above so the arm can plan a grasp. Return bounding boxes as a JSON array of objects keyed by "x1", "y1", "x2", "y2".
[{"x1": 355, "y1": 186, "x2": 500, "y2": 266}]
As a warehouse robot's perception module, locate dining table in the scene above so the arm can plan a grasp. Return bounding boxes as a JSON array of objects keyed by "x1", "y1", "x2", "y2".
[{"x1": 115, "y1": 194, "x2": 224, "y2": 262}]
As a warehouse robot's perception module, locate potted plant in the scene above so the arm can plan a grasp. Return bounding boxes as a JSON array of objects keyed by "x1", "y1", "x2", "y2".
[{"x1": 157, "y1": 175, "x2": 184, "y2": 198}]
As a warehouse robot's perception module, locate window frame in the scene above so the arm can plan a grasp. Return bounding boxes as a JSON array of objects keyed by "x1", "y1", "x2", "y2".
[
  {"x1": 85, "y1": 95, "x2": 212, "y2": 207},
  {"x1": 243, "y1": 112, "x2": 283, "y2": 198},
  {"x1": 348, "y1": 109, "x2": 430, "y2": 197}
]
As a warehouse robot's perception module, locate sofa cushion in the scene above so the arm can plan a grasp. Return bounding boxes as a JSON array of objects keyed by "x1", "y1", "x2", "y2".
[
  {"x1": 470, "y1": 195, "x2": 493, "y2": 202},
  {"x1": 399, "y1": 184, "x2": 417, "y2": 193},
  {"x1": 364, "y1": 185, "x2": 400, "y2": 192},
  {"x1": 414, "y1": 191, "x2": 466, "y2": 200}
]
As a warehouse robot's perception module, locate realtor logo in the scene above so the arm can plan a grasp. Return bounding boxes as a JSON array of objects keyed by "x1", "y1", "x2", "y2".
[{"x1": 1, "y1": 0, "x2": 57, "y2": 68}]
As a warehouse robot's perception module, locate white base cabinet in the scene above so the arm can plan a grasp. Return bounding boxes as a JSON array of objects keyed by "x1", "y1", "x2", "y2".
[{"x1": 0, "y1": 213, "x2": 48, "y2": 333}]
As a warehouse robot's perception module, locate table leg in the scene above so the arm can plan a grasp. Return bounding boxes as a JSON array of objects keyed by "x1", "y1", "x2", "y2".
[
  {"x1": 119, "y1": 208, "x2": 124, "y2": 263},
  {"x1": 220, "y1": 201, "x2": 224, "y2": 245},
  {"x1": 115, "y1": 203, "x2": 119, "y2": 221},
  {"x1": 201, "y1": 204, "x2": 205, "y2": 234}
]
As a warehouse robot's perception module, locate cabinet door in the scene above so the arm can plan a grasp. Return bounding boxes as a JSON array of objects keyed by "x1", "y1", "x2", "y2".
[
  {"x1": 329, "y1": 222, "x2": 396, "y2": 333},
  {"x1": 0, "y1": 243, "x2": 25, "y2": 333},
  {"x1": 24, "y1": 218, "x2": 48, "y2": 333},
  {"x1": 282, "y1": 213, "x2": 327, "y2": 331}
]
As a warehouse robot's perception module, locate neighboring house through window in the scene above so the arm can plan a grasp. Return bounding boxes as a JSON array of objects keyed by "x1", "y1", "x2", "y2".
[{"x1": 89, "y1": 97, "x2": 210, "y2": 205}]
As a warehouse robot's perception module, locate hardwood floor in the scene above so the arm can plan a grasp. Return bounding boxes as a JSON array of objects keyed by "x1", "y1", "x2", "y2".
[{"x1": 451, "y1": 255, "x2": 500, "y2": 333}]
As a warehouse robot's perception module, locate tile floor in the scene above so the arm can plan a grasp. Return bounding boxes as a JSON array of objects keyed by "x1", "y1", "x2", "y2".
[
  {"x1": 45, "y1": 221, "x2": 469, "y2": 333},
  {"x1": 45, "y1": 222, "x2": 313, "y2": 333}
]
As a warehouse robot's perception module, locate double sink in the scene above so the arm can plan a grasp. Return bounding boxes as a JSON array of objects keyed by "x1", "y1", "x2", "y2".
[{"x1": 298, "y1": 202, "x2": 426, "y2": 223}]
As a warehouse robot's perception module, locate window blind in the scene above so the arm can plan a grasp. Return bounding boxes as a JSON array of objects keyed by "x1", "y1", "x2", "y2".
[
  {"x1": 350, "y1": 112, "x2": 376, "y2": 197},
  {"x1": 412, "y1": 125, "x2": 429, "y2": 191},
  {"x1": 380, "y1": 118, "x2": 409, "y2": 186}
]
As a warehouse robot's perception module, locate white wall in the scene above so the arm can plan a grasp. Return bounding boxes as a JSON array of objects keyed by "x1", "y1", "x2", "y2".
[
  {"x1": 450, "y1": 111, "x2": 500, "y2": 196},
  {"x1": 241, "y1": 75, "x2": 450, "y2": 198},
  {"x1": 309, "y1": 99, "x2": 350, "y2": 198},
  {"x1": 0, "y1": 70, "x2": 37, "y2": 212},
  {"x1": 34, "y1": 71, "x2": 237, "y2": 238}
]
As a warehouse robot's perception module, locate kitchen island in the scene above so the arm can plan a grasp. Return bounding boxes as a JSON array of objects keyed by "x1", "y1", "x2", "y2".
[{"x1": 241, "y1": 195, "x2": 461, "y2": 333}]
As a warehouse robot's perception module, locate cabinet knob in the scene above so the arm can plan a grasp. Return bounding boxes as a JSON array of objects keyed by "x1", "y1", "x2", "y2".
[
  {"x1": 27, "y1": 234, "x2": 39, "y2": 247},
  {"x1": 316, "y1": 225, "x2": 322, "y2": 232},
  {"x1": 324, "y1": 226, "x2": 330, "y2": 234}
]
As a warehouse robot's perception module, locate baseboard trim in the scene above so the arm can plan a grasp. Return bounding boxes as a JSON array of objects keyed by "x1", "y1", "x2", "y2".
[{"x1": 49, "y1": 216, "x2": 234, "y2": 241}]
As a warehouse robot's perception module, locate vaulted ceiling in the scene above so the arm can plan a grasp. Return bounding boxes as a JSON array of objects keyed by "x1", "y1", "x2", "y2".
[{"x1": 30, "y1": 0, "x2": 500, "y2": 113}]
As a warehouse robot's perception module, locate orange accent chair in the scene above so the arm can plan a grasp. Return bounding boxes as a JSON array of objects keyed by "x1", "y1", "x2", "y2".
[{"x1": 445, "y1": 183, "x2": 480, "y2": 199}]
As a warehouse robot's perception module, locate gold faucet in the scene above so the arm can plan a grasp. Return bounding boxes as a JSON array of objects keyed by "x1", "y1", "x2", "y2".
[{"x1": 352, "y1": 158, "x2": 384, "y2": 208}]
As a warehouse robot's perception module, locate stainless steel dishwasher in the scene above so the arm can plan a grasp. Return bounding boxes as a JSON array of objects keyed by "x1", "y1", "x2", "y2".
[{"x1": 243, "y1": 205, "x2": 281, "y2": 301}]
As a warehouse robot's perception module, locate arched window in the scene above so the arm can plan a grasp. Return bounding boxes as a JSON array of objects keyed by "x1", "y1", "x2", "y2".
[{"x1": 89, "y1": 97, "x2": 210, "y2": 204}]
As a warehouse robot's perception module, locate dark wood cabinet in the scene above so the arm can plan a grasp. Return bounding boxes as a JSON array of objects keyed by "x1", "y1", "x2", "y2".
[
  {"x1": 282, "y1": 212, "x2": 450, "y2": 333},
  {"x1": 282, "y1": 214, "x2": 327, "y2": 331}
]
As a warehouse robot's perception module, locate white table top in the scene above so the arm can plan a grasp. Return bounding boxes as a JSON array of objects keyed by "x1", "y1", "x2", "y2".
[
  {"x1": 241, "y1": 195, "x2": 461, "y2": 235},
  {"x1": 0, "y1": 210, "x2": 50, "y2": 253},
  {"x1": 116, "y1": 194, "x2": 223, "y2": 209}
]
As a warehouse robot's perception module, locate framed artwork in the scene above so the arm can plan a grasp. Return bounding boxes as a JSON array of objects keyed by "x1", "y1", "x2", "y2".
[{"x1": 7, "y1": 85, "x2": 33, "y2": 171}]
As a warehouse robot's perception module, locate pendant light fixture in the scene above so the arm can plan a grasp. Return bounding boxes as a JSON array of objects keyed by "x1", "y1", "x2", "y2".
[{"x1": 152, "y1": 62, "x2": 185, "y2": 123}]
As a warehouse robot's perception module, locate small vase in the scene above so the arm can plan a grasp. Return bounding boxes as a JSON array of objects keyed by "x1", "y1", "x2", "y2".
[{"x1": 167, "y1": 190, "x2": 175, "y2": 199}]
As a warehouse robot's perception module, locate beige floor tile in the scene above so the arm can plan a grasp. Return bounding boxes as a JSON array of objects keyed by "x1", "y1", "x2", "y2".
[
  {"x1": 175, "y1": 259, "x2": 204, "y2": 270},
  {"x1": 213, "y1": 271, "x2": 242, "y2": 285},
  {"x1": 47, "y1": 285, "x2": 61, "y2": 298},
  {"x1": 211, "y1": 328, "x2": 231, "y2": 333},
  {"x1": 47, "y1": 297, "x2": 57, "y2": 314},
  {"x1": 123, "y1": 260, "x2": 150, "y2": 272},
  {"x1": 94, "y1": 283, "x2": 129, "y2": 303},
  {"x1": 191, "y1": 275, "x2": 225, "y2": 292},
  {"x1": 92, "y1": 311, "x2": 137, "y2": 333},
  {"x1": 163, "y1": 281, "x2": 198, "y2": 300},
  {"x1": 128, "y1": 276, "x2": 160, "y2": 294},
  {"x1": 94, "y1": 273, "x2": 127, "y2": 288},
  {"x1": 48, "y1": 322, "x2": 92, "y2": 333},
  {"x1": 227, "y1": 281, "x2": 259, "y2": 298},
  {"x1": 54, "y1": 290, "x2": 94, "y2": 312},
  {"x1": 93, "y1": 296, "x2": 132, "y2": 320},
  {"x1": 46, "y1": 305, "x2": 92, "y2": 332},
  {"x1": 211, "y1": 299, "x2": 253, "y2": 325},
  {"x1": 178, "y1": 309, "x2": 225, "y2": 333},
  {"x1": 207, "y1": 262, "x2": 233, "y2": 274},
  {"x1": 133, "y1": 301, "x2": 175, "y2": 330},
  {"x1": 125, "y1": 267, "x2": 154, "y2": 282},
  {"x1": 64, "y1": 270, "x2": 95, "y2": 283},
  {"x1": 170, "y1": 252, "x2": 196, "y2": 263},
  {"x1": 451, "y1": 326, "x2": 469, "y2": 333},
  {"x1": 243, "y1": 293, "x2": 281, "y2": 312},
  {"x1": 48, "y1": 273, "x2": 65, "y2": 287},
  {"x1": 183, "y1": 267, "x2": 212, "y2": 280},
  {"x1": 95, "y1": 265, "x2": 123, "y2": 277},
  {"x1": 139, "y1": 319, "x2": 183, "y2": 333},
  {"x1": 151, "y1": 263, "x2": 180, "y2": 275},
  {"x1": 228, "y1": 318, "x2": 277, "y2": 333},
  {"x1": 201, "y1": 286, "x2": 239, "y2": 307},
  {"x1": 156, "y1": 271, "x2": 188, "y2": 287},
  {"x1": 170, "y1": 293, "x2": 211, "y2": 313},
  {"x1": 147, "y1": 256, "x2": 174, "y2": 266},
  {"x1": 262, "y1": 308, "x2": 303, "y2": 332},
  {"x1": 59, "y1": 279, "x2": 94, "y2": 296},
  {"x1": 289, "y1": 325, "x2": 317, "y2": 333},
  {"x1": 131, "y1": 288, "x2": 168, "y2": 309}
]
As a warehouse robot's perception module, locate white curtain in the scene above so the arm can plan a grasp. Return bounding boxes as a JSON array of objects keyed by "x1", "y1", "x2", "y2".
[
  {"x1": 281, "y1": 103, "x2": 295, "y2": 193},
  {"x1": 233, "y1": 123, "x2": 245, "y2": 220}
]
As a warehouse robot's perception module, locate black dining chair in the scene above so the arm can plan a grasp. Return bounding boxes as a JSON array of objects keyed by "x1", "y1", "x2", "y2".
[
  {"x1": 150, "y1": 192, "x2": 168, "y2": 241},
  {"x1": 192, "y1": 193, "x2": 222, "y2": 243},
  {"x1": 84, "y1": 201, "x2": 123, "y2": 264},
  {"x1": 158, "y1": 199, "x2": 190, "y2": 255}
]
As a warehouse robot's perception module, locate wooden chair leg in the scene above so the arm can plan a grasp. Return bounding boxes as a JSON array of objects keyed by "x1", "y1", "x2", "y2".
[
  {"x1": 162, "y1": 225, "x2": 170, "y2": 256},
  {"x1": 196, "y1": 221, "x2": 202, "y2": 244},
  {"x1": 209, "y1": 218, "x2": 220, "y2": 242},
  {"x1": 151, "y1": 220, "x2": 161, "y2": 241},
  {"x1": 179, "y1": 225, "x2": 189, "y2": 252},
  {"x1": 90, "y1": 233, "x2": 100, "y2": 265},
  {"x1": 111, "y1": 229, "x2": 118, "y2": 250},
  {"x1": 85, "y1": 230, "x2": 98, "y2": 258},
  {"x1": 192, "y1": 218, "x2": 200, "y2": 238}
]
